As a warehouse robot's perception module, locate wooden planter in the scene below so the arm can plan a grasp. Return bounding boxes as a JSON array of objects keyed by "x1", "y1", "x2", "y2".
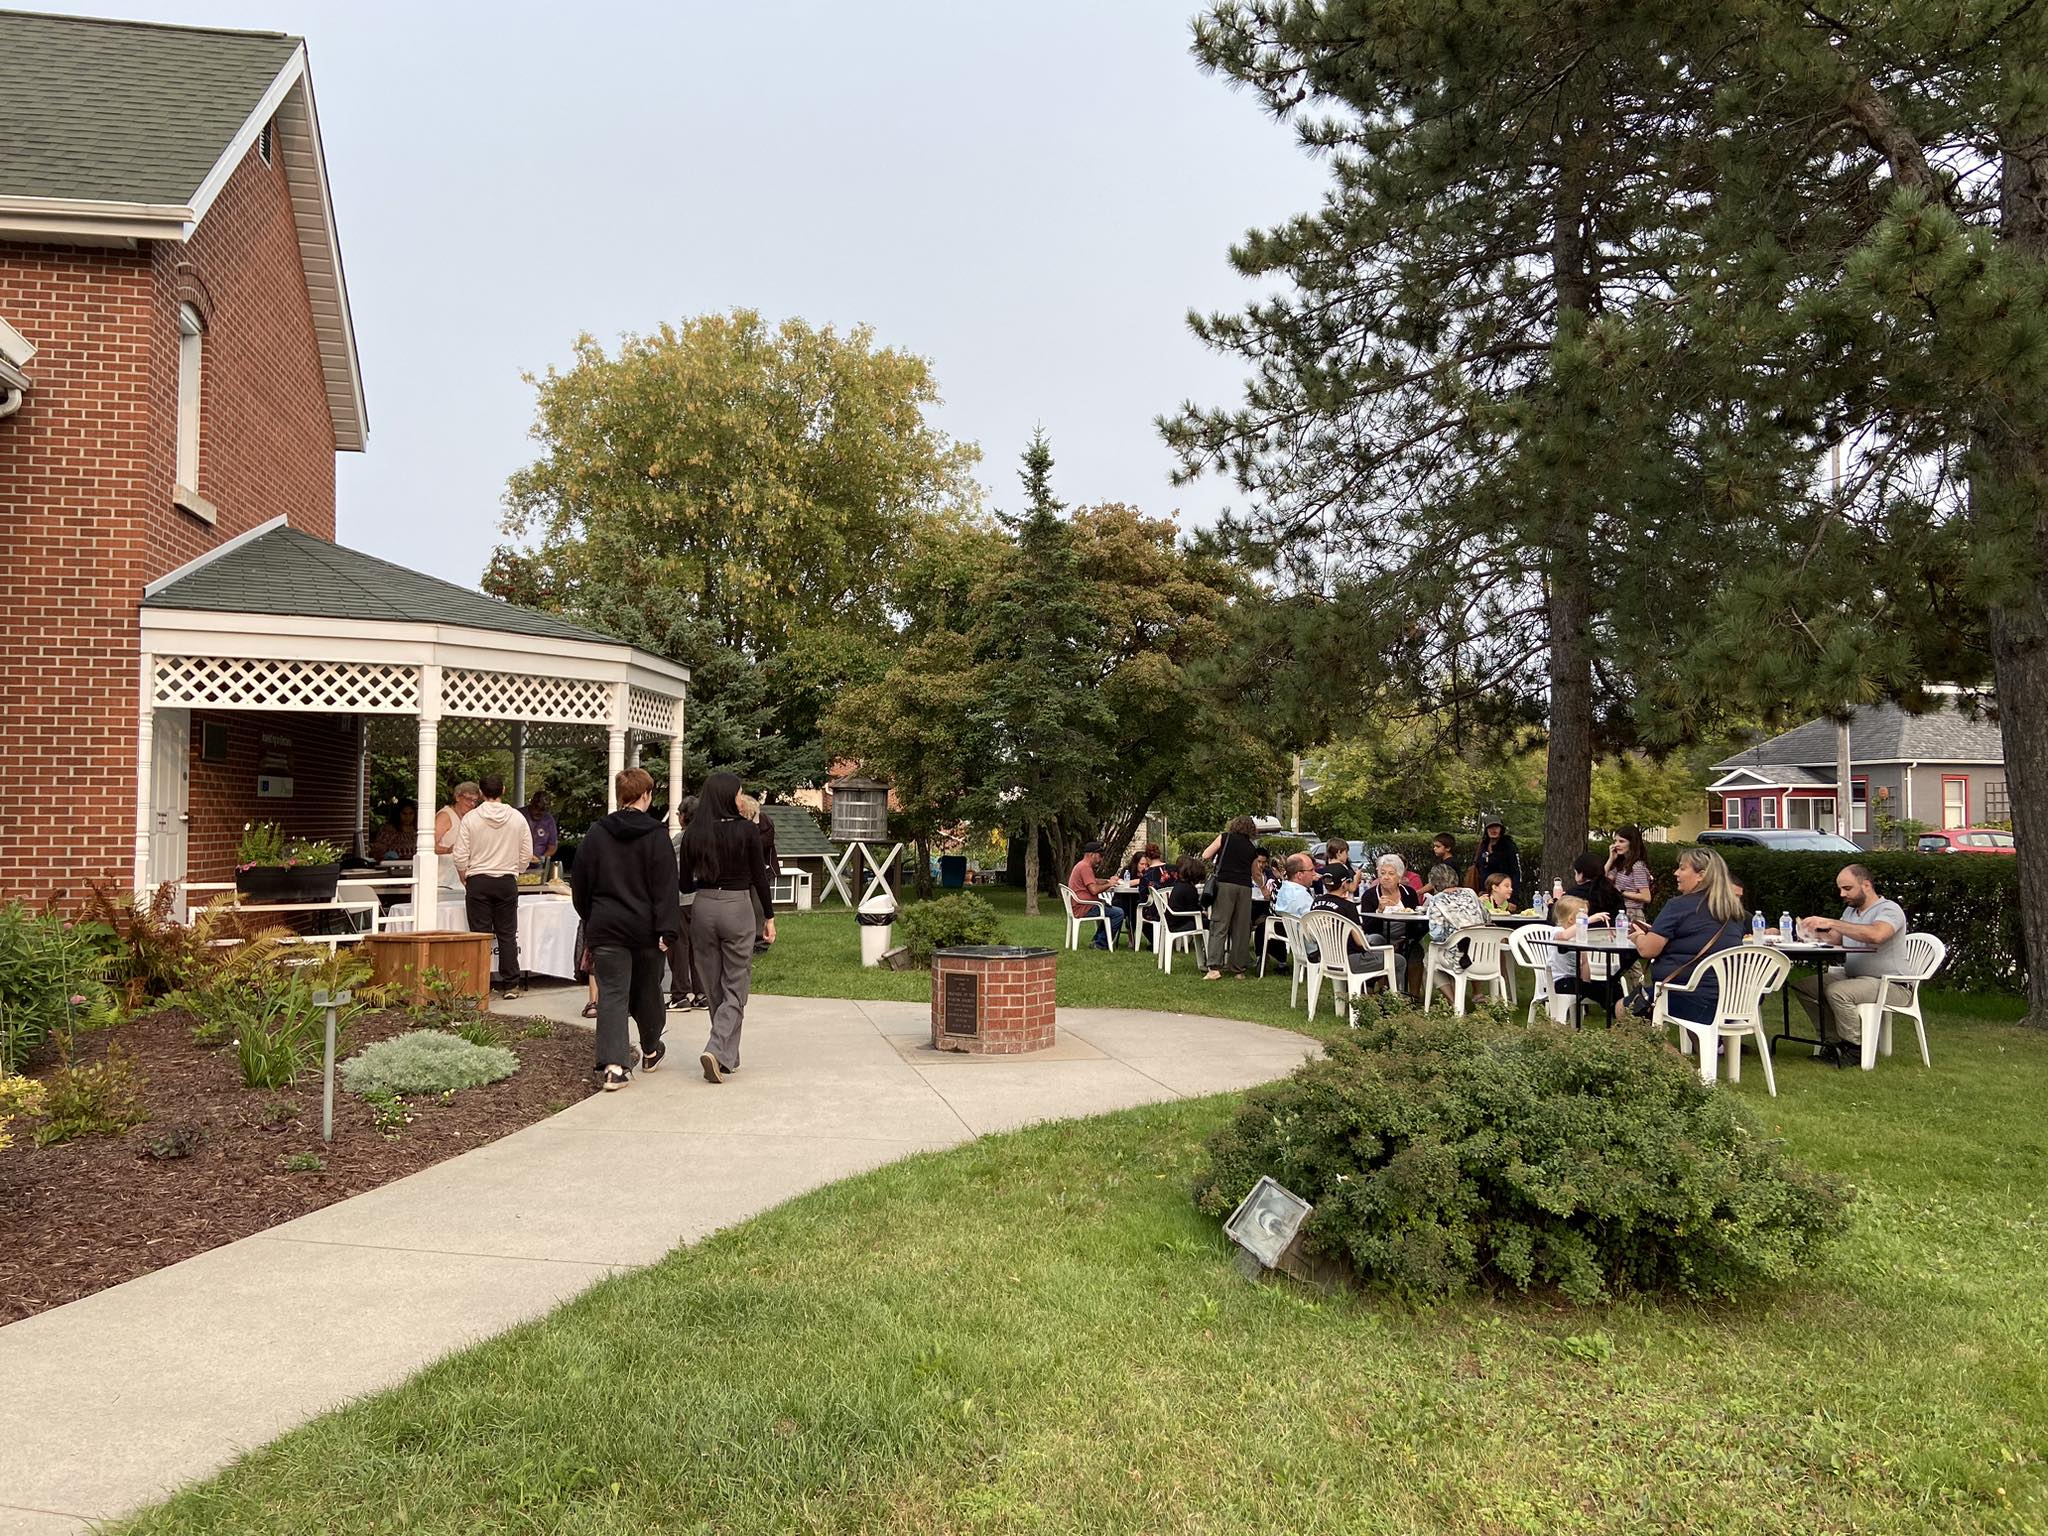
[
  {"x1": 362, "y1": 931, "x2": 495, "y2": 1012},
  {"x1": 235, "y1": 863, "x2": 342, "y2": 904}
]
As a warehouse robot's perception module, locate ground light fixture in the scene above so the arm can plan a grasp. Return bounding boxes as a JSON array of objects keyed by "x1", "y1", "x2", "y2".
[{"x1": 1223, "y1": 1175, "x2": 1313, "y2": 1274}]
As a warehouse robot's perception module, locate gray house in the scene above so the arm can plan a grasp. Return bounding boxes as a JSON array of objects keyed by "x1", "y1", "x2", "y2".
[{"x1": 1708, "y1": 701, "x2": 2007, "y2": 841}]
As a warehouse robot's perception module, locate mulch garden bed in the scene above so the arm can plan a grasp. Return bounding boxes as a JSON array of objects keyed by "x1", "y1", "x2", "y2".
[{"x1": 0, "y1": 1007, "x2": 597, "y2": 1325}]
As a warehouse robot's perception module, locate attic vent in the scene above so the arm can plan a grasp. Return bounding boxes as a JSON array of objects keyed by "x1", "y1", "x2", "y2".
[{"x1": 258, "y1": 121, "x2": 273, "y2": 165}]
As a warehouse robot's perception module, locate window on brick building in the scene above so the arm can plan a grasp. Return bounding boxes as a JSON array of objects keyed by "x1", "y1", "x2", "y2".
[
  {"x1": 176, "y1": 303, "x2": 204, "y2": 498},
  {"x1": 259, "y1": 121, "x2": 273, "y2": 165}
]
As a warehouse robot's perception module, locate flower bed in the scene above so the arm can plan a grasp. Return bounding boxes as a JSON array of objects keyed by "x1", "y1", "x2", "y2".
[{"x1": 0, "y1": 1006, "x2": 594, "y2": 1325}]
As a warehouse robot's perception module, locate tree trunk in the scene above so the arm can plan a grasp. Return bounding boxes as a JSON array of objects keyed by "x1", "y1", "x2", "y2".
[
  {"x1": 1988, "y1": 116, "x2": 2048, "y2": 1026},
  {"x1": 1022, "y1": 819, "x2": 1040, "y2": 917},
  {"x1": 1541, "y1": 558, "x2": 1595, "y2": 888},
  {"x1": 913, "y1": 834, "x2": 934, "y2": 900}
]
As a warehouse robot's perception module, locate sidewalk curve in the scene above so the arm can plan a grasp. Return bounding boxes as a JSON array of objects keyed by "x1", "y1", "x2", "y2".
[{"x1": 0, "y1": 994, "x2": 1314, "y2": 1533}]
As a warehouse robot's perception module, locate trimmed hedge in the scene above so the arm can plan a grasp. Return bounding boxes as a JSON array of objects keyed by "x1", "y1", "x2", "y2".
[{"x1": 897, "y1": 892, "x2": 1004, "y2": 966}]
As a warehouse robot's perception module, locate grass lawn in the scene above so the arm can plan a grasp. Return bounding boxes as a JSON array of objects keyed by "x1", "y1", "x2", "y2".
[{"x1": 116, "y1": 891, "x2": 2048, "y2": 1534}]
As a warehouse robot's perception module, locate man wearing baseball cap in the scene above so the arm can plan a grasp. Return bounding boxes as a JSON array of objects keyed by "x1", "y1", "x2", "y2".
[{"x1": 1068, "y1": 840, "x2": 1124, "y2": 950}]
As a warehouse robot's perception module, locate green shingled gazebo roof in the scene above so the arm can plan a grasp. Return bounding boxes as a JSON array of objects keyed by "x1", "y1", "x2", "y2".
[
  {"x1": 142, "y1": 523, "x2": 632, "y2": 649},
  {"x1": 762, "y1": 804, "x2": 834, "y2": 859},
  {"x1": 0, "y1": 10, "x2": 300, "y2": 205}
]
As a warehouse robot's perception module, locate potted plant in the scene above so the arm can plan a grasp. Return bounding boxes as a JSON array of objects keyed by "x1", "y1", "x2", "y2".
[{"x1": 235, "y1": 823, "x2": 346, "y2": 904}]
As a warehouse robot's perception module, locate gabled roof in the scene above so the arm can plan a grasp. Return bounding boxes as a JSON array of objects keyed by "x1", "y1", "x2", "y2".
[
  {"x1": 0, "y1": 10, "x2": 366, "y2": 450},
  {"x1": 762, "y1": 803, "x2": 834, "y2": 860},
  {"x1": 1713, "y1": 701, "x2": 2004, "y2": 773},
  {"x1": 142, "y1": 521, "x2": 633, "y2": 649}
]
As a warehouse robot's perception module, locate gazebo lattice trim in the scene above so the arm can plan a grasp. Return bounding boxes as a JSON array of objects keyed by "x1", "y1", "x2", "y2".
[
  {"x1": 153, "y1": 655, "x2": 420, "y2": 714},
  {"x1": 628, "y1": 685, "x2": 678, "y2": 734},
  {"x1": 441, "y1": 668, "x2": 612, "y2": 725}
]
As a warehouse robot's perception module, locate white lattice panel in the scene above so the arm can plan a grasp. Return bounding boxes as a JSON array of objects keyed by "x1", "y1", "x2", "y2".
[
  {"x1": 628, "y1": 686, "x2": 680, "y2": 736},
  {"x1": 154, "y1": 655, "x2": 419, "y2": 713},
  {"x1": 441, "y1": 668, "x2": 612, "y2": 724}
]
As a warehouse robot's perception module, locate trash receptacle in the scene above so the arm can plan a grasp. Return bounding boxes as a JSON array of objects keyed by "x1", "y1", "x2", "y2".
[
  {"x1": 939, "y1": 855, "x2": 967, "y2": 889},
  {"x1": 857, "y1": 893, "x2": 897, "y2": 967}
]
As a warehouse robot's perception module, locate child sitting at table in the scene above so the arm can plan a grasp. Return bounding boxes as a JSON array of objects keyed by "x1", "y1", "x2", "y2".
[
  {"x1": 1481, "y1": 871, "x2": 1517, "y2": 915},
  {"x1": 1547, "y1": 895, "x2": 1622, "y2": 1023}
]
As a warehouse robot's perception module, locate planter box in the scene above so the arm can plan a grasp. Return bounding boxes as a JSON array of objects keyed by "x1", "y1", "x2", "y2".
[
  {"x1": 362, "y1": 931, "x2": 494, "y2": 1011},
  {"x1": 235, "y1": 863, "x2": 341, "y2": 904}
]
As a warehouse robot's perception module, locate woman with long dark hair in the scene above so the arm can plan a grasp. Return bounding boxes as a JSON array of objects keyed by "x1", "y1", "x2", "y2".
[
  {"x1": 1473, "y1": 817, "x2": 1522, "y2": 907},
  {"x1": 1606, "y1": 824, "x2": 1654, "y2": 922},
  {"x1": 1200, "y1": 815, "x2": 1261, "y2": 980},
  {"x1": 679, "y1": 772, "x2": 775, "y2": 1082}
]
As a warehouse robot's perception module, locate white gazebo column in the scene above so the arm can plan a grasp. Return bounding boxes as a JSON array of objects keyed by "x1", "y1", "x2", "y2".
[
  {"x1": 413, "y1": 663, "x2": 442, "y2": 920},
  {"x1": 666, "y1": 697, "x2": 686, "y2": 834},
  {"x1": 605, "y1": 683, "x2": 629, "y2": 811},
  {"x1": 353, "y1": 715, "x2": 369, "y2": 858},
  {"x1": 511, "y1": 720, "x2": 528, "y2": 807},
  {"x1": 133, "y1": 652, "x2": 156, "y2": 893}
]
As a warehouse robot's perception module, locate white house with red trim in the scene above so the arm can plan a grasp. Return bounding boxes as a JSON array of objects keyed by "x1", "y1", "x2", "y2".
[{"x1": 1708, "y1": 700, "x2": 2007, "y2": 841}]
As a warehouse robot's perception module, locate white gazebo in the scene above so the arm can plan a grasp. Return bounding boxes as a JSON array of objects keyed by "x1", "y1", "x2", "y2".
[{"x1": 135, "y1": 517, "x2": 689, "y2": 918}]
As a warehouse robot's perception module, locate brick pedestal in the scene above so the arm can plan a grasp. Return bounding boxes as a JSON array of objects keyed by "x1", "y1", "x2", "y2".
[{"x1": 931, "y1": 945, "x2": 1056, "y2": 1054}]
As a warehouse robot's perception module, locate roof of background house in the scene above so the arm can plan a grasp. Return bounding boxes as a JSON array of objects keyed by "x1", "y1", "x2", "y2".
[
  {"x1": 1712, "y1": 701, "x2": 2004, "y2": 773},
  {"x1": 761, "y1": 804, "x2": 834, "y2": 859},
  {"x1": 141, "y1": 522, "x2": 632, "y2": 649},
  {"x1": 0, "y1": 10, "x2": 367, "y2": 450},
  {"x1": 0, "y1": 10, "x2": 298, "y2": 204}
]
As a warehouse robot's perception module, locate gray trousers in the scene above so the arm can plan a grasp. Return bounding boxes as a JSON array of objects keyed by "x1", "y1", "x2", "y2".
[
  {"x1": 693, "y1": 888, "x2": 758, "y2": 1070},
  {"x1": 592, "y1": 944, "x2": 664, "y2": 1071},
  {"x1": 1205, "y1": 882, "x2": 1254, "y2": 973}
]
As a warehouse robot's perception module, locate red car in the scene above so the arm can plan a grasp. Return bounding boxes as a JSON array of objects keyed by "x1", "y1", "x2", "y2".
[{"x1": 1917, "y1": 828, "x2": 2015, "y2": 855}]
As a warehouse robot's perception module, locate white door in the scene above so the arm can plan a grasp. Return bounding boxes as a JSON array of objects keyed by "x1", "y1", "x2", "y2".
[{"x1": 149, "y1": 708, "x2": 190, "y2": 889}]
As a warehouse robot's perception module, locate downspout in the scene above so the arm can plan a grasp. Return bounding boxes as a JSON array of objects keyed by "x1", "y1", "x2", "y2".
[
  {"x1": 1903, "y1": 763, "x2": 1917, "y2": 826},
  {"x1": 0, "y1": 386, "x2": 21, "y2": 420}
]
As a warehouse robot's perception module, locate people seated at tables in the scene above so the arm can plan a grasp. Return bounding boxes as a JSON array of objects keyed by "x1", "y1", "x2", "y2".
[
  {"x1": 1308, "y1": 868, "x2": 1404, "y2": 990},
  {"x1": 1201, "y1": 816, "x2": 1262, "y2": 980},
  {"x1": 1480, "y1": 871, "x2": 1517, "y2": 914},
  {"x1": 369, "y1": 802, "x2": 416, "y2": 862},
  {"x1": 1422, "y1": 863, "x2": 1490, "y2": 997},
  {"x1": 1605, "y1": 825, "x2": 1653, "y2": 922},
  {"x1": 1567, "y1": 851, "x2": 1625, "y2": 920},
  {"x1": 1474, "y1": 817, "x2": 1523, "y2": 907},
  {"x1": 1632, "y1": 847, "x2": 1744, "y2": 1025},
  {"x1": 1067, "y1": 840, "x2": 1124, "y2": 951},
  {"x1": 1361, "y1": 854, "x2": 1423, "y2": 996},
  {"x1": 1164, "y1": 855, "x2": 1209, "y2": 933},
  {"x1": 1317, "y1": 839, "x2": 1354, "y2": 891},
  {"x1": 1273, "y1": 852, "x2": 1317, "y2": 919},
  {"x1": 1547, "y1": 895, "x2": 1623, "y2": 1021},
  {"x1": 1794, "y1": 864, "x2": 1911, "y2": 1067},
  {"x1": 1125, "y1": 843, "x2": 1164, "y2": 885}
]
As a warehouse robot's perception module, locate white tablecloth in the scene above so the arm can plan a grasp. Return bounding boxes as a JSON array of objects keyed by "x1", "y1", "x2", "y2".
[{"x1": 385, "y1": 894, "x2": 584, "y2": 979}]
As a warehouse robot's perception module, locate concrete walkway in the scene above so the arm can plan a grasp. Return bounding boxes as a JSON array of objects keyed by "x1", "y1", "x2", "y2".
[{"x1": 0, "y1": 993, "x2": 1314, "y2": 1533}]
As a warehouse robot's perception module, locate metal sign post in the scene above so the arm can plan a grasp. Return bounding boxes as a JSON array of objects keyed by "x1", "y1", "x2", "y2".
[{"x1": 312, "y1": 988, "x2": 350, "y2": 1143}]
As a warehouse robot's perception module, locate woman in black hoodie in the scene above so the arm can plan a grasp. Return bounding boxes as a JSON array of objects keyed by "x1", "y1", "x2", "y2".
[
  {"x1": 571, "y1": 766, "x2": 683, "y2": 1091},
  {"x1": 680, "y1": 771, "x2": 776, "y2": 1082},
  {"x1": 1473, "y1": 818, "x2": 1523, "y2": 909}
]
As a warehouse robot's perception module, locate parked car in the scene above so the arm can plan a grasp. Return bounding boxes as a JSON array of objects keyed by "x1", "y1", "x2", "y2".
[
  {"x1": 1698, "y1": 829, "x2": 1862, "y2": 852},
  {"x1": 1916, "y1": 828, "x2": 2016, "y2": 855}
]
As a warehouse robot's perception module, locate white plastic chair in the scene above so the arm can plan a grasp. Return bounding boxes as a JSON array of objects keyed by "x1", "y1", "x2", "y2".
[
  {"x1": 1058, "y1": 883, "x2": 1115, "y2": 951},
  {"x1": 1422, "y1": 926, "x2": 1511, "y2": 1015},
  {"x1": 1299, "y1": 911, "x2": 1393, "y2": 1022},
  {"x1": 1150, "y1": 888, "x2": 1208, "y2": 975},
  {"x1": 1853, "y1": 933, "x2": 1947, "y2": 1071},
  {"x1": 1259, "y1": 910, "x2": 1305, "y2": 982},
  {"x1": 1506, "y1": 924, "x2": 1557, "y2": 1024},
  {"x1": 1653, "y1": 946, "x2": 1791, "y2": 1096}
]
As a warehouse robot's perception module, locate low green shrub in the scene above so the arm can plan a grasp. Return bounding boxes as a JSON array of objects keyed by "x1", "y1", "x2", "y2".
[
  {"x1": 0, "y1": 902, "x2": 120, "y2": 1072},
  {"x1": 341, "y1": 1030, "x2": 518, "y2": 1099},
  {"x1": 0, "y1": 1071, "x2": 47, "y2": 1153},
  {"x1": 33, "y1": 1044, "x2": 150, "y2": 1148},
  {"x1": 896, "y1": 892, "x2": 1004, "y2": 965},
  {"x1": 172, "y1": 942, "x2": 376, "y2": 1089},
  {"x1": 1260, "y1": 835, "x2": 1311, "y2": 859},
  {"x1": 278, "y1": 1151, "x2": 326, "y2": 1173},
  {"x1": 1194, "y1": 1009, "x2": 1849, "y2": 1305}
]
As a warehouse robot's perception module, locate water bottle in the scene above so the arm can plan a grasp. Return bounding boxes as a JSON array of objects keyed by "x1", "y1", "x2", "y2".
[
  {"x1": 1534, "y1": 889, "x2": 1549, "y2": 920},
  {"x1": 1616, "y1": 910, "x2": 1631, "y2": 944},
  {"x1": 1552, "y1": 878, "x2": 1566, "y2": 905},
  {"x1": 1779, "y1": 910, "x2": 1794, "y2": 943},
  {"x1": 1751, "y1": 911, "x2": 1767, "y2": 941}
]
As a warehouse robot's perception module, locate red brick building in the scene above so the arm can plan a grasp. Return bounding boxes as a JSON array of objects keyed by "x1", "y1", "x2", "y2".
[{"x1": 0, "y1": 13, "x2": 687, "y2": 916}]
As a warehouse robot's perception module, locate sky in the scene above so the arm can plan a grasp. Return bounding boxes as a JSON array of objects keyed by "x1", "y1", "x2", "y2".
[{"x1": 52, "y1": 0, "x2": 1333, "y2": 586}]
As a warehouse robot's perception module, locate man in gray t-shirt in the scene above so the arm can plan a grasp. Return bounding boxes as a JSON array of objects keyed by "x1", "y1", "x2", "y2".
[{"x1": 1794, "y1": 864, "x2": 1911, "y2": 1060}]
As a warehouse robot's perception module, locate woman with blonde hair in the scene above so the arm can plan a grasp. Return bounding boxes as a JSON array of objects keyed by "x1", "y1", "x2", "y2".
[{"x1": 1632, "y1": 847, "x2": 1744, "y2": 1026}]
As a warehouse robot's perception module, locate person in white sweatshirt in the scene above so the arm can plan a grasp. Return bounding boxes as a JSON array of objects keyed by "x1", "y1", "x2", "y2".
[{"x1": 453, "y1": 773, "x2": 533, "y2": 998}]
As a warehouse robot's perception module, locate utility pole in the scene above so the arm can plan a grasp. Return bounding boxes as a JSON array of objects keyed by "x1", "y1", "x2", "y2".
[
  {"x1": 1830, "y1": 441, "x2": 1854, "y2": 841},
  {"x1": 1290, "y1": 755, "x2": 1302, "y2": 831}
]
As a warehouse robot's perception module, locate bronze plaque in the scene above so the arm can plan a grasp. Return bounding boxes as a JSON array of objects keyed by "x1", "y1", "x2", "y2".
[{"x1": 942, "y1": 971, "x2": 979, "y2": 1035}]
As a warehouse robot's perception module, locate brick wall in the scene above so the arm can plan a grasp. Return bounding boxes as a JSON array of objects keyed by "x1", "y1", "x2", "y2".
[
  {"x1": 186, "y1": 710, "x2": 360, "y2": 882},
  {"x1": 0, "y1": 141, "x2": 338, "y2": 905}
]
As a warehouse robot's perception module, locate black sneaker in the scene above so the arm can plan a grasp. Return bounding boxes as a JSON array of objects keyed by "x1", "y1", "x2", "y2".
[{"x1": 641, "y1": 1042, "x2": 667, "y2": 1073}]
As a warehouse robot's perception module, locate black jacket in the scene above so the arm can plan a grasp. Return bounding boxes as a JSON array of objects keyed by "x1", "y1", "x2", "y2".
[{"x1": 571, "y1": 809, "x2": 682, "y2": 950}]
